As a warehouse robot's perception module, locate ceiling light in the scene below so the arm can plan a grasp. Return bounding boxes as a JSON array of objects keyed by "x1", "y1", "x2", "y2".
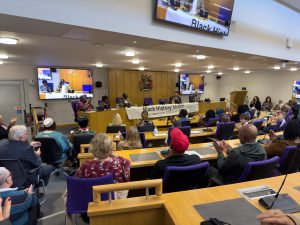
[
  {"x1": 206, "y1": 70, "x2": 212, "y2": 73},
  {"x1": 244, "y1": 70, "x2": 251, "y2": 74},
  {"x1": 218, "y1": 72, "x2": 223, "y2": 75},
  {"x1": 0, "y1": 54, "x2": 8, "y2": 59},
  {"x1": 290, "y1": 67, "x2": 298, "y2": 71},
  {"x1": 233, "y1": 66, "x2": 240, "y2": 71},
  {"x1": 133, "y1": 41, "x2": 137, "y2": 44},
  {"x1": 139, "y1": 66, "x2": 145, "y2": 71},
  {"x1": 175, "y1": 63, "x2": 182, "y2": 67},
  {"x1": 273, "y1": 65, "x2": 280, "y2": 70},
  {"x1": 96, "y1": 63, "x2": 103, "y2": 68},
  {"x1": 0, "y1": 37, "x2": 18, "y2": 45},
  {"x1": 196, "y1": 55, "x2": 206, "y2": 60},
  {"x1": 208, "y1": 65, "x2": 214, "y2": 69},
  {"x1": 132, "y1": 59, "x2": 140, "y2": 64},
  {"x1": 0, "y1": 60, "x2": 3, "y2": 65},
  {"x1": 124, "y1": 51, "x2": 135, "y2": 57},
  {"x1": 174, "y1": 68, "x2": 179, "y2": 73}
]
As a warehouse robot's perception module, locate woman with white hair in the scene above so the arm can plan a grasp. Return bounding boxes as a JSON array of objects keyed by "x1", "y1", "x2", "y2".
[{"x1": 0, "y1": 115, "x2": 17, "y2": 140}]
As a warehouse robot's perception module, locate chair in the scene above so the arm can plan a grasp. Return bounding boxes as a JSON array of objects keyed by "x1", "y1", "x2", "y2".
[
  {"x1": 73, "y1": 134, "x2": 95, "y2": 158},
  {"x1": 106, "y1": 126, "x2": 126, "y2": 133},
  {"x1": 207, "y1": 117, "x2": 219, "y2": 126},
  {"x1": 238, "y1": 156, "x2": 280, "y2": 182},
  {"x1": 167, "y1": 126, "x2": 191, "y2": 145},
  {"x1": 71, "y1": 101, "x2": 79, "y2": 122},
  {"x1": 144, "y1": 98, "x2": 153, "y2": 105},
  {"x1": 163, "y1": 162, "x2": 209, "y2": 193},
  {"x1": 34, "y1": 137, "x2": 63, "y2": 166},
  {"x1": 214, "y1": 122, "x2": 235, "y2": 140},
  {"x1": 121, "y1": 132, "x2": 147, "y2": 148},
  {"x1": 137, "y1": 125, "x2": 155, "y2": 132},
  {"x1": 65, "y1": 174, "x2": 114, "y2": 225},
  {"x1": 158, "y1": 98, "x2": 167, "y2": 104},
  {"x1": 252, "y1": 120, "x2": 264, "y2": 130},
  {"x1": 116, "y1": 97, "x2": 123, "y2": 105},
  {"x1": 97, "y1": 100, "x2": 103, "y2": 107},
  {"x1": 279, "y1": 146, "x2": 300, "y2": 174}
]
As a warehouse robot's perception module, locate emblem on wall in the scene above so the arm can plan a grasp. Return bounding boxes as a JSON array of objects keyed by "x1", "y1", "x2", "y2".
[{"x1": 139, "y1": 73, "x2": 153, "y2": 91}]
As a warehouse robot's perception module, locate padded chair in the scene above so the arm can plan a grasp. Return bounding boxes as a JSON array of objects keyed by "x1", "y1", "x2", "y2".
[
  {"x1": 279, "y1": 146, "x2": 300, "y2": 174},
  {"x1": 73, "y1": 134, "x2": 95, "y2": 158},
  {"x1": 144, "y1": 98, "x2": 153, "y2": 106},
  {"x1": 116, "y1": 97, "x2": 123, "y2": 105},
  {"x1": 34, "y1": 137, "x2": 63, "y2": 166},
  {"x1": 252, "y1": 120, "x2": 264, "y2": 131},
  {"x1": 167, "y1": 126, "x2": 191, "y2": 145},
  {"x1": 214, "y1": 122, "x2": 235, "y2": 140},
  {"x1": 121, "y1": 132, "x2": 147, "y2": 148},
  {"x1": 158, "y1": 99, "x2": 167, "y2": 104},
  {"x1": 137, "y1": 125, "x2": 155, "y2": 132},
  {"x1": 97, "y1": 100, "x2": 103, "y2": 107},
  {"x1": 65, "y1": 174, "x2": 114, "y2": 225},
  {"x1": 71, "y1": 101, "x2": 79, "y2": 122},
  {"x1": 163, "y1": 162, "x2": 209, "y2": 193},
  {"x1": 238, "y1": 156, "x2": 280, "y2": 182},
  {"x1": 207, "y1": 117, "x2": 219, "y2": 126},
  {"x1": 106, "y1": 126, "x2": 126, "y2": 133}
]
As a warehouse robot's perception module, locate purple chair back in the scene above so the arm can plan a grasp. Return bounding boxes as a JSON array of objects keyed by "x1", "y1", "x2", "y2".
[
  {"x1": 214, "y1": 122, "x2": 235, "y2": 140},
  {"x1": 116, "y1": 97, "x2": 123, "y2": 104},
  {"x1": 238, "y1": 156, "x2": 279, "y2": 182},
  {"x1": 98, "y1": 100, "x2": 103, "y2": 106},
  {"x1": 249, "y1": 109, "x2": 256, "y2": 119},
  {"x1": 167, "y1": 126, "x2": 191, "y2": 145},
  {"x1": 207, "y1": 117, "x2": 219, "y2": 126},
  {"x1": 163, "y1": 162, "x2": 209, "y2": 193},
  {"x1": 252, "y1": 120, "x2": 264, "y2": 130},
  {"x1": 144, "y1": 98, "x2": 153, "y2": 105},
  {"x1": 66, "y1": 174, "x2": 114, "y2": 215},
  {"x1": 279, "y1": 146, "x2": 300, "y2": 174},
  {"x1": 121, "y1": 132, "x2": 147, "y2": 148}
]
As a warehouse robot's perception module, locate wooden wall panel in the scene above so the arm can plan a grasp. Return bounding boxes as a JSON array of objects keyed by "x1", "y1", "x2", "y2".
[{"x1": 108, "y1": 69, "x2": 176, "y2": 107}]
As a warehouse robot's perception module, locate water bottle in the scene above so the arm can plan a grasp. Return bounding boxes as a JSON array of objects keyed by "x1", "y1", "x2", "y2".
[{"x1": 154, "y1": 126, "x2": 158, "y2": 135}]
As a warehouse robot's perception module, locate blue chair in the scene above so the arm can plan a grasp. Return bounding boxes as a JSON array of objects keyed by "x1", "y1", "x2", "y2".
[
  {"x1": 66, "y1": 174, "x2": 114, "y2": 225},
  {"x1": 121, "y1": 132, "x2": 147, "y2": 148},
  {"x1": 167, "y1": 126, "x2": 191, "y2": 145},
  {"x1": 158, "y1": 98, "x2": 167, "y2": 104},
  {"x1": 207, "y1": 117, "x2": 219, "y2": 126},
  {"x1": 238, "y1": 156, "x2": 279, "y2": 182},
  {"x1": 144, "y1": 98, "x2": 153, "y2": 105},
  {"x1": 106, "y1": 126, "x2": 126, "y2": 133},
  {"x1": 98, "y1": 100, "x2": 103, "y2": 106},
  {"x1": 214, "y1": 122, "x2": 235, "y2": 140},
  {"x1": 279, "y1": 146, "x2": 300, "y2": 174},
  {"x1": 116, "y1": 97, "x2": 123, "y2": 104},
  {"x1": 252, "y1": 120, "x2": 264, "y2": 130},
  {"x1": 163, "y1": 162, "x2": 209, "y2": 193},
  {"x1": 137, "y1": 125, "x2": 155, "y2": 132}
]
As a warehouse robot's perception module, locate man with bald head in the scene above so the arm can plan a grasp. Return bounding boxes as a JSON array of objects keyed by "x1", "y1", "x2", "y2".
[{"x1": 210, "y1": 124, "x2": 267, "y2": 184}]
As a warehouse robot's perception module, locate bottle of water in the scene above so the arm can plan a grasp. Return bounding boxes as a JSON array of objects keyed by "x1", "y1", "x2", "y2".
[{"x1": 154, "y1": 126, "x2": 158, "y2": 135}]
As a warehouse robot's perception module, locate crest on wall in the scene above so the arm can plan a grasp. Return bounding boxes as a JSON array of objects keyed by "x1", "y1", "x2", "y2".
[{"x1": 139, "y1": 73, "x2": 153, "y2": 91}]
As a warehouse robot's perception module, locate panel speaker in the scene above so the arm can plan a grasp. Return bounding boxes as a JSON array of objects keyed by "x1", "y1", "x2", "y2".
[{"x1": 95, "y1": 81, "x2": 102, "y2": 88}]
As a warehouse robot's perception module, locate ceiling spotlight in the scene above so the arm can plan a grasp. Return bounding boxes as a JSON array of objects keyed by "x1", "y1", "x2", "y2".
[
  {"x1": 208, "y1": 65, "x2": 214, "y2": 69},
  {"x1": 0, "y1": 60, "x2": 3, "y2": 65},
  {"x1": 0, "y1": 54, "x2": 8, "y2": 59},
  {"x1": 290, "y1": 67, "x2": 298, "y2": 71},
  {"x1": 218, "y1": 72, "x2": 223, "y2": 75},
  {"x1": 233, "y1": 66, "x2": 240, "y2": 71},
  {"x1": 273, "y1": 65, "x2": 280, "y2": 70},
  {"x1": 196, "y1": 55, "x2": 206, "y2": 60},
  {"x1": 175, "y1": 63, "x2": 182, "y2": 67},
  {"x1": 244, "y1": 70, "x2": 251, "y2": 74},
  {"x1": 133, "y1": 41, "x2": 137, "y2": 44},
  {"x1": 206, "y1": 70, "x2": 212, "y2": 73},
  {"x1": 0, "y1": 37, "x2": 18, "y2": 45},
  {"x1": 132, "y1": 59, "x2": 140, "y2": 64},
  {"x1": 96, "y1": 63, "x2": 103, "y2": 68},
  {"x1": 124, "y1": 51, "x2": 135, "y2": 57},
  {"x1": 139, "y1": 66, "x2": 145, "y2": 71},
  {"x1": 174, "y1": 68, "x2": 179, "y2": 73}
]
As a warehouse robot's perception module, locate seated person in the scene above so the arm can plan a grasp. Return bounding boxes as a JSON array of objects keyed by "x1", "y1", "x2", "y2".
[
  {"x1": 174, "y1": 109, "x2": 189, "y2": 125},
  {"x1": 0, "y1": 115, "x2": 17, "y2": 140},
  {"x1": 77, "y1": 95, "x2": 93, "y2": 111},
  {"x1": 273, "y1": 99, "x2": 284, "y2": 110},
  {"x1": 249, "y1": 96, "x2": 262, "y2": 111},
  {"x1": 36, "y1": 118, "x2": 71, "y2": 162},
  {"x1": 0, "y1": 167, "x2": 40, "y2": 225},
  {"x1": 99, "y1": 95, "x2": 110, "y2": 110},
  {"x1": 231, "y1": 104, "x2": 250, "y2": 122},
  {"x1": 39, "y1": 80, "x2": 52, "y2": 93},
  {"x1": 198, "y1": 109, "x2": 216, "y2": 127},
  {"x1": 108, "y1": 113, "x2": 125, "y2": 127},
  {"x1": 219, "y1": 114, "x2": 231, "y2": 122},
  {"x1": 169, "y1": 91, "x2": 181, "y2": 104},
  {"x1": 0, "y1": 125, "x2": 54, "y2": 186},
  {"x1": 119, "y1": 93, "x2": 131, "y2": 107},
  {"x1": 117, "y1": 126, "x2": 143, "y2": 150},
  {"x1": 76, "y1": 134, "x2": 131, "y2": 199},
  {"x1": 264, "y1": 120, "x2": 300, "y2": 157},
  {"x1": 264, "y1": 106, "x2": 289, "y2": 133},
  {"x1": 209, "y1": 124, "x2": 266, "y2": 184},
  {"x1": 56, "y1": 79, "x2": 70, "y2": 93},
  {"x1": 215, "y1": 108, "x2": 225, "y2": 117},
  {"x1": 257, "y1": 209, "x2": 300, "y2": 225},
  {"x1": 262, "y1": 96, "x2": 273, "y2": 111},
  {"x1": 136, "y1": 110, "x2": 154, "y2": 127},
  {"x1": 236, "y1": 113, "x2": 250, "y2": 130},
  {"x1": 288, "y1": 98, "x2": 300, "y2": 119},
  {"x1": 189, "y1": 90, "x2": 201, "y2": 102},
  {"x1": 151, "y1": 128, "x2": 201, "y2": 179},
  {"x1": 69, "y1": 116, "x2": 96, "y2": 144}
]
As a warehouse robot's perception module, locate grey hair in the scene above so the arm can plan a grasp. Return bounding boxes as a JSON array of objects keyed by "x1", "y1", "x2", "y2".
[
  {"x1": 90, "y1": 133, "x2": 113, "y2": 160},
  {"x1": 8, "y1": 125, "x2": 27, "y2": 141},
  {"x1": 0, "y1": 167, "x2": 10, "y2": 186}
]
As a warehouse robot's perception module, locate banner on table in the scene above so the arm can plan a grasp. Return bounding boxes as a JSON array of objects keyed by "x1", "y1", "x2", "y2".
[{"x1": 125, "y1": 103, "x2": 199, "y2": 120}]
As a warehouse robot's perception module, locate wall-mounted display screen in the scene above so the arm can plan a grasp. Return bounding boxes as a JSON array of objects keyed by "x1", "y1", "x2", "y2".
[
  {"x1": 155, "y1": 0, "x2": 235, "y2": 36},
  {"x1": 292, "y1": 80, "x2": 300, "y2": 99},
  {"x1": 179, "y1": 73, "x2": 204, "y2": 95},
  {"x1": 37, "y1": 67, "x2": 93, "y2": 100}
]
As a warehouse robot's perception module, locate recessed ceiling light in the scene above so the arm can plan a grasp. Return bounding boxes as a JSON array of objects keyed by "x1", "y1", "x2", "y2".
[
  {"x1": 124, "y1": 51, "x2": 135, "y2": 57},
  {"x1": 139, "y1": 66, "x2": 145, "y2": 71},
  {"x1": 233, "y1": 66, "x2": 240, "y2": 71},
  {"x1": 0, "y1": 60, "x2": 3, "y2": 65},
  {"x1": 96, "y1": 63, "x2": 103, "y2": 68},
  {"x1": 132, "y1": 59, "x2": 140, "y2": 64},
  {"x1": 206, "y1": 70, "x2": 212, "y2": 73},
  {"x1": 0, "y1": 37, "x2": 18, "y2": 45},
  {"x1": 218, "y1": 72, "x2": 223, "y2": 75},
  {"x1": 196, "y1": 55, "x2": 206, "y2": 60},
  {"x1": 175, "y1": 63, "x2": 182, "y2": 67},
  {"x1": 273, "y1": 65, "x2": 280, "y2": 70},
  {"x1": 244, "y1": 70, "x2": 251, "y2": 74},
  {"x1": 290, "y1": 67, "x2": 298, "y2": 71},
  {"x1": 0, "y1": 54, "x2": 8, "y2": 59},
  {"x1": 174, "y1": 68, "x2": 179, "y2": 73},
  {"x1": 133, "y1": 41, "x2": 137, "y2": 44},
  {"x1": 208, "y1": 65, "x2": 214, "y2": 69},
  {"x1": 196, "y1": 50, "x2": 200, "y2": 53}
]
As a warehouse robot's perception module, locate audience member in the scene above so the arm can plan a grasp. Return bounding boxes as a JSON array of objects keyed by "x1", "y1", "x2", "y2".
[
  {"x1": 76, "y1": 133, "x2": 131, "y2": 198},
  {"x1": 119, "y1": 93, "x2": 131, "y2": 107},
  {"x1": 198, "y1": 109, "x2": 216, "y2": 127},
  {"x1": 240, "y1": 113, "x2": 250, "y2": 126},
  {"x1": 109, "y1": 113, "x2": 124, "y2": 127},
  {"x1": 170, "y1": 91, "x2": 181, "y2": 104},
  {"x1": 215, "y1": 108, "x2": 225, "y2": 117},
  {"x1": 262, "y1": 96, "x2": 273, "y2": 111},
  {"x1": 231, "y1": 104, "x2": 250, "y2": 122},
  {"x1": 68, "y1": 116, "x2": 96, "y2": 144},
  {"x1": 117, "y1": 126, "x2": 143, "y2": 150},
  {"x1": 0, "y1": 167, "x2": 40, "y2": 225},
  {"x1": 257, "y1": 209, "x2": 299, "y2": 225},
  {"x1": 175, "y1": 109, "x2": 189, "y2": 124},
  {"x1": 209, "y1": 124, "x2": 266, "y2": 184},
  {"x1": 0, "y1": 116, "x2": 17, "y2": 141},
  {"x1": 288, "y1": 98, "x2": 300, "y2": 119},
  {"x1": 250, "y1": 96, "x2": 261, "y2": 111},
  {"x1": 273, "y1": 99, "x2": 284, "y2": 110},
  {"x1": 264, "y1": 120, "x2": 300, "y2": 157},
  {"x1": 136, "y1": 110, "x2": 154, "y2": 127},
  {"x1": 99, "y1": 95, "x2": 111, "y2": 110},
  {"x1": 77, "y1": 95, "x2": 93, "y2": 111},
  {"x1": 219, "y1": 114, "x2": 231, "y2": 122},
  {"x1": 36, "y1": 118, "x2": 71, "y2": 162},
  {"x1": 151, "y1": 128, "x2": 201, "y2": 179},
  {"x1": 0, "y1": 125, "x2": 54, "y2": 186}
]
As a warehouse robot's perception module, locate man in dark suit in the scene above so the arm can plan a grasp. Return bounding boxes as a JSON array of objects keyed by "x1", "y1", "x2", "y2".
[{"x1": 0, "y1": 125, "x2": 54, "y2": 186}]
